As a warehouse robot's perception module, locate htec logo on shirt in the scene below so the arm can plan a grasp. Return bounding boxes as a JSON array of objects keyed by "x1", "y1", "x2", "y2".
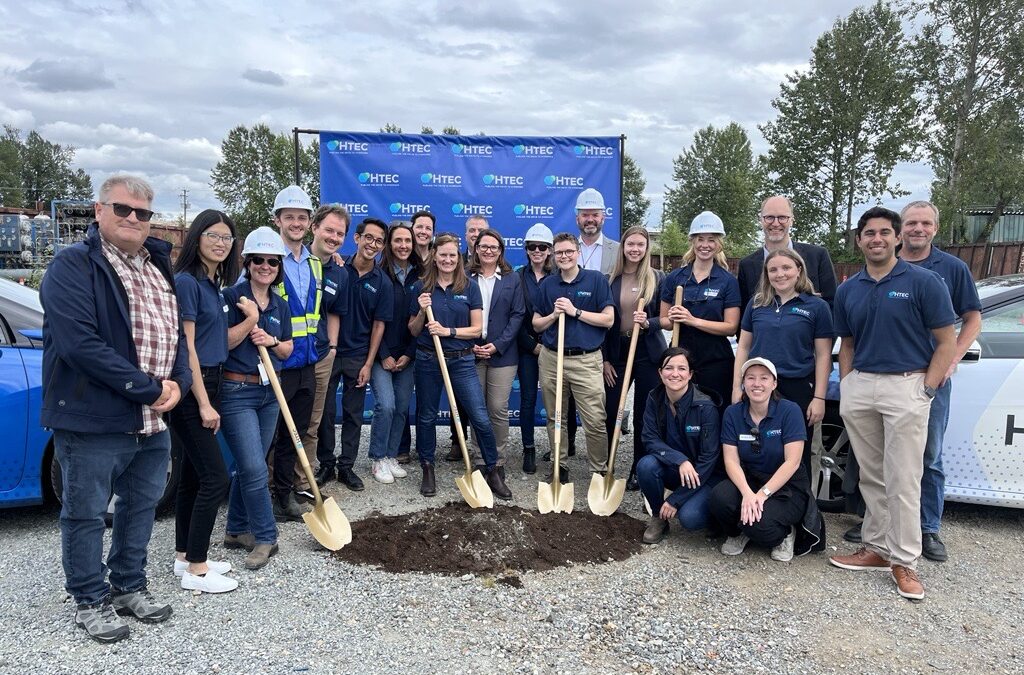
[
  {"x1": 575, "y1": 291, "x2": 592, "y2": 299},
  {"x1": 685, "y1": 425, "x2": 701, "y2": 434},
  {"x1": 268, "y1": 315, "x2": 281, "y2": 326},
  {"x1": 363, "y1": 282, "x2": 378, "y2": 293},
  {"x1": 454, "y1": 294, "x2": 468, "y2": 302},
  {"x1": 703, "y1": 288, "x2": 720, "y2": 298},
  {"x1": 887, "y1": 291, "x2": 911, "y2": 300},
  {"x1": 764, "y1": 428, "x2": 783, "y2": 438},
  {"x1": 790, "y1": 307, "x2": 811, "y2": 318}
]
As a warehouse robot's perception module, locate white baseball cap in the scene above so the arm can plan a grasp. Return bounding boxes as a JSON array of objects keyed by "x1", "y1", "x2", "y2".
[{"x1": 740, "y1": 357, "x2": 778, "y2": 379}]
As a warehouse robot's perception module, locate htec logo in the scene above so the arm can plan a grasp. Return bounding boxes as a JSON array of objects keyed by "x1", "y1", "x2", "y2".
[
  {"x1": 389, "y1": 202, "x2": 431, "y2": 216},
  {"x1": 389, "y1": 141, "x2": 431, "y2": 154},
  {"x1": 326, "y1": 140, "x2": 369, "y2": 153},
  {"x1": 513, "y1": 204, "x2": 555, "y2": 217},
  {"x1": 573, "y1": 144, "x2": 615, "y2": 157},
  {"x1": 358, "y1": 171, "x2": 400, "y2": 185},
  {"x1": 420, "y1": 172, "x2": 463, "y2": 186},
  {"x1": 482, "y1": 174, "x2": 524, "y2": 187},
  {"x1": 339, "y1": 202, "x2": 370, "y2": 215},
  {"x1": 451, "y1": 203, "x2": 493, "y2": 216},
  {"x1": 512, "y1": 144, "x2": 554, "y2": 156},
  {"x1": 451, "y1": 143, "x2": 492, "y2": 156},
  {"x1": 544, "y1": 174, "x2": 585, "y2": 187},
  {"x1": 887, "y1": 291, "x2": 911, "y2": 300}
]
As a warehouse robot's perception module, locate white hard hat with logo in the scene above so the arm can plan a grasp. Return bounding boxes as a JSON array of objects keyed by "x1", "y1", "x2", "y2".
[
  {"x1": 689, "y1": 211, "x2": 726, "y2": 236},
  {"x1": 242, "y1": 226, "x2": 288, "y2": 256},
  {"x1": 273, "y1": 185, "x2": 313, "y2": 214},
  {"x1": 524, "y1": 223, "x2": 554, "y2": 244},
  {"x1": 575, "y1": 188, "x2": 605, "y2": 211}
]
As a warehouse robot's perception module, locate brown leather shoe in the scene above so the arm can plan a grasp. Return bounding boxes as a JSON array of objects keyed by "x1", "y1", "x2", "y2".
[
  {"x1": 829, "y1": 547, "x2": 890, "y2": 571},
  {"x1": 396, "y1": 452, "x2": 411, "y2": 465},
  {"x1": 891, "y1": 565, "x2": 925, "y2": 600},
  {"x1": 486, "y1": 467, "x2": 512, "y2": 500},
  {"x1": 642, "y1": 517, "x2": 669, "y2": 544},
  {"x1": 420, "y1": 463, "x2": 437, "y2": 497},
  {"x1": 444, "y1": 445, "x2": 462, "y2": 462}
]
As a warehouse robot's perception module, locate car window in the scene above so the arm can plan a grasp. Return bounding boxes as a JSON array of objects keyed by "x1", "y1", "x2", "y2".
[{"x1": 977, "y1": 298, "x2": 1024, "y2": 359}]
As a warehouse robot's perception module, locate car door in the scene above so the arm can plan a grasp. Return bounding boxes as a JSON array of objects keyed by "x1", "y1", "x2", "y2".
[{"x1": 0, "y1": 326, "x2": 29, "y2": 493}]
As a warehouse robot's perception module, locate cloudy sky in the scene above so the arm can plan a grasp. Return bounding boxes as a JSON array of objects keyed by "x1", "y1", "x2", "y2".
[{"x1": 0, "y1": 0, "x2": 930, "y2": 223}]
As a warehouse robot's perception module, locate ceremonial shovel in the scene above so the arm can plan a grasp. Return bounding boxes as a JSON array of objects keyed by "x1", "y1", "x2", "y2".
[{"x1": 538, "y1": 313, "x2": 574, "y2": 513}]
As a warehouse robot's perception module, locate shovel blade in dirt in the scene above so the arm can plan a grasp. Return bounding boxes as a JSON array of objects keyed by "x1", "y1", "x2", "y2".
[
  {"x1": 537, "y1": 480, "x2": 574, "y2": 514},
  {"x1": 301, "y1": 496, "x2": 352, "y2": 551},
  {"x1": 587, "y1": 473, "x2": 627, "y2": 517},
  {"x1": 456, "y1": 469, "x2": 494, "y2": 509}
]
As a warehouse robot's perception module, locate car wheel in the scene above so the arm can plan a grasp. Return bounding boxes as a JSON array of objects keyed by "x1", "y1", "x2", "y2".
[{"x1": 816, "y1": 405, "x2": 850, "y2": 513}]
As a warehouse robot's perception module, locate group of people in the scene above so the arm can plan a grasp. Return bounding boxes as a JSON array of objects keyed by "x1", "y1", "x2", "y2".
[{"x1": 41, "y1": 173, "x2": 978, "y2": 643}]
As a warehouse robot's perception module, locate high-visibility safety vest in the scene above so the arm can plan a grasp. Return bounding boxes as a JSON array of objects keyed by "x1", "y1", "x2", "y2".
[{"x1": 274, "y1": 255, "x2": 323, "y2": 369}]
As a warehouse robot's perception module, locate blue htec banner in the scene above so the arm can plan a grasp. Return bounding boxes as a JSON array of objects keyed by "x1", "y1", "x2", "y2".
[{"x1": 319, "y1": 132, "x2": 622, "y2": 266}]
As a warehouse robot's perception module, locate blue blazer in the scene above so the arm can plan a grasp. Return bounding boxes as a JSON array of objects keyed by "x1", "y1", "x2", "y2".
[{"x1": 473, "y1": 270, "x2": 525, "y2": 368}]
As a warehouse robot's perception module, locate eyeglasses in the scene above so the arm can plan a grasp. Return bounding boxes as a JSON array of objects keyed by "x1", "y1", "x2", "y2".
[
  {"x1": 361, "y1": 234, "x2": 385, "y2": 247},
  {"x1": 102, "y1": 202, "x2": 154, "y2": 222},
  {"x1": 761, "y1": 215, "x2": 792, "y2": 224},
  {"x1": 476, "y1": 244, "x2": 499, "y2": 253},
  {"x1": 202, "y1": 232, "x2": 235, "y2": 244},
  {"x1": 249, "y1": 256, "x2": 281, "y2": 268},
  {"x1": 526, "y1": 243, "x2": 550, "y2": 252},
  {"x1": 554, "y1": 249, "x2": 578, "y2": 258},
  {"x1": 749, "y1": 426, "x2": 761, "y2": 453}
]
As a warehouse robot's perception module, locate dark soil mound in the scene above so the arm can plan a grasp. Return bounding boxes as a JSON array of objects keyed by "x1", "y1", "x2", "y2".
[{"x1": 336, "y1": 502, "x2": 646, "y2": 577}]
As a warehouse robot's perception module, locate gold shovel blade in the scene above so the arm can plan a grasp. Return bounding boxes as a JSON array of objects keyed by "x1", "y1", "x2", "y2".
[
  {"x1": 301, "y1": 496, "x2": 352, "y2": 551},
  {"x1": 456, "y1": 470, "x2": 494, "y2": 509},
  {"x1": 587, "y1": 473, "x2": 626, "y2": 517},
  {"x1": 538, "y1": 480, "x2": 575, "y2": 514}
]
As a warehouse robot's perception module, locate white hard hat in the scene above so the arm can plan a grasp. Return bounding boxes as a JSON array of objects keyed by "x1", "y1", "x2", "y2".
[
  {"x1": 273, "y1": 185, "x2": 313, "y2": 214},
  {"x1": 689, "y1": 211, "x2": 726, "y2": 236},
  {"x1": 524, "y1": 223, "x2": 553, "y2": 245},
  {"x1": 575, "y1": 188, "x2": 605, "y2": 211},
  {"x1": 242, "y1": 226, "x2": 288, "y2": 257}
]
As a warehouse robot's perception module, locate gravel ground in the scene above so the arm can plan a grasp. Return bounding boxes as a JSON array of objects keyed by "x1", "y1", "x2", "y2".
[{"x1": 1, "y1": 423, "x2": 1022, "y2": 675}]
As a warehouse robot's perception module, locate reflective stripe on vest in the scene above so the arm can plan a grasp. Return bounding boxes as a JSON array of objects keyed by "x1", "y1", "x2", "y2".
[{"x1": 275, "y1": 255, "x2": 323, "y2": 367}]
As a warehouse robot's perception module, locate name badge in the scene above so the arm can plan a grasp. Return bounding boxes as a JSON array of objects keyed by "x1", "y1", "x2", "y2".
[
  {"x1": 257, "y1": 361, "x2": 271, "y2": 386},
  {"x1": 704, "y1": 288, "x2": 720, "y2": 298},
  {"x1": 738, "y1": 434, "x2": 756, "y2": 442},
  {"x1": 325, "y1": 286, "x2": 336, "y2": 295}
]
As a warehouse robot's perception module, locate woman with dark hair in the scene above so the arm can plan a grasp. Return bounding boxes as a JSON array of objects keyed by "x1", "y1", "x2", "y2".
[
  {"x1": 408, "y1": 234, "x2": 508, "y2": 499},
  {"x1": 218, "y1": 227, "x2": 294, "y2": 571},
  {"x1": 516, "y1": 223, "x2": 553, "y2": 474},
  {"x1": 637, "y1": 347, "x2": 723, "y2": 544},
  {"x1": 367, "y1": 223, "x2": 419, "y2": 484},
  {"x1": 603, "y1": 225, "x2": 666, "y2": 490},
  {"x1": 468, "y1": 228, "x2": 524, "y2": 491},
  {"x1": 169, "y1": 209, "x2": 239, "y2": 593}
]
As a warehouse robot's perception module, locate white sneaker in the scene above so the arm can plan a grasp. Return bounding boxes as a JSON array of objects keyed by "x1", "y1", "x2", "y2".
[
  {"x1": 387, "y1": 457, "x2": 407, "y2": 478},
  {"x1": 181, "y1": 569, "x2": 238, "y2": 594},
  {"x1": 721, "y1": 534, "x2": 751, "y2": 556},
  {"x1": 771, "y1": 527, "x2": 796, "y2": 562},
  {"x1": 173, "y1": 559, "x2": 232, "y2": 578},
  {"x1": 372, "y1": 459, "x2": 394, "y2": 484}
]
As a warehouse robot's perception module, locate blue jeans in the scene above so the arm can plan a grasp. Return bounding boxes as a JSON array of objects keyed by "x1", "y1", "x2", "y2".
[
  {"x1": 518, "y1": 351, "x2": 540, "y2": 448},
  {"x1": 414, "y1": 352, "x2": 497, "y2": 467},
  {"x1": 219, "y1": 381, "x2": 280, "y2": 545},
  {"x1": 921, "y1": 379, "x2": 952, "y2": 534},
  {"x1": 636, "y1": 454, "x2": 720, "y2": 531},
  {"x1": 55, "y1": 429, "x2": 170, "y2": 607},
  {"x1": 368, "y1": 361, "x2": 415, "y2": 460}
]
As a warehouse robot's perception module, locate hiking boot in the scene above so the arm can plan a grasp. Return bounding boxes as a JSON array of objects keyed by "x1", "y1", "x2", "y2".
[
  {"x1": 372, "y1": 459, "x2": 394, "y2": 484},
  {"x1": 75, "y1": 600, "x2": 129, "y2": 643},
  {"x1": 721, "y1": 534, "x2": 750, "y2": 556},
  {"x1": 274, "y1": 492, "x2": 304, "y2": 523},
  {"x1": 522, "y1": 447, "x2": 536, "y2": 474},
  {"x1": 771, "y1": 527, "x2": 796, "y2": 562},
  {"x1": 420, "y1": 463, "x2": 436, "y2": 497},
  {"x1": 223, "y1": 532, "x2": 256, "y2": 552},
  {"x1": 843, "y1": 522, "x2": 863, "y2": 543},
  {"x1": 922, "y1": 533, "x2": 948, "y2": 562},
  {"x1": 829, "y1": 547, "x2": 890, "y2": 571},
  {"x1": 338, "y1": 467, "x2": 365, "y2": 491},
  {"x1": 642, "y1": 517, "x2": 669, "y2": 545},
  {"x1": 111, "y1": 589, "x2": 172, "y2": 623},
  {"x1": 486, "y1": 467, "x2": 513, "y2": 500},
  {"x1": 244, "y1": 543, "x2": 279, "y2": 570},
  {"x1": 396, "y1": 452, "x2": 411, "y2": 465},
  {"x1": 444, "y1": 444, "x2": 462, "y2": 462},
  {"x1": 891, "y1": 564, "x2": 925, "y2": 600}
]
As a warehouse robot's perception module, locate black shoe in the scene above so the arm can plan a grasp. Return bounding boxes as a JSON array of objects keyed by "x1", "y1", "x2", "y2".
[
  {"x1": 313, "y1": 465, "x2": 335, "y2": 487},
  {"x1": 545, "y1": 467, "x2": 569, "y2": 484},
  {"x1": 922, "y1": 533, "x2": 948, "y2": 562},
  {"x1": 444, "y1": 444, "x2": 462, "y2": 462},
  {"x1": 567, "y1": 445, "x2": 576, "y2": 457},
  {"x1": 337, "y1": 467, "x2": 365, "y2": 492},
  {"x1": 396, "y1": 452, "x2": 411, "y2": 465},
  {"x1": 625, "y1": 475, "x2": 640, "y2": 492},
  {"x1": 522, "y1": 447, "x2": 536, "y2": 474},
  {"x1": 420, "y1": 463, "x2": 436, "y2": 497},
  {"x1": 542, "y1": 450, "x2": 551, "y2": 462},
  {"x1": 273, "y1": 492, "x2": 304, "y2": 522},
  {"x1": 486, "y1": 467, "x2": 513, "y2": 500},
  {"x1": 843, "y1": 522, "x2": 863, "y2": 544}
]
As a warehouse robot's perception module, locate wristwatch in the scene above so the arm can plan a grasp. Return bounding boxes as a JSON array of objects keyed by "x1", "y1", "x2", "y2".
[
  {"x1": 574, "y1": 308, "x2": 582, "y2": 319},
  {"x1": 272, "y1": 337, "x2": 280, "y2": 348},
  {"x1": 761, "y1": 487, "x2": 773, "y2": 497},
  {"x1": 449, "y1": 327, "x2": 457, "y2": 338},
  {"x1": 923, "y1": 384, "x2": 937, "y2": 399}
]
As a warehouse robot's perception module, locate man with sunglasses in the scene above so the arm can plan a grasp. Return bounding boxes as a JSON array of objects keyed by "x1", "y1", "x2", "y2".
[{"x1": 41, "y1": 175, "x2": 192, "y2": 642}]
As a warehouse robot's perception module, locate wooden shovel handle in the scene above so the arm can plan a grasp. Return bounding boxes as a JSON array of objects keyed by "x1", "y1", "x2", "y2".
[
  {"x1": 425, "y1": 307, "x2": 472, "y2": 474},
  {"x1": 671, "y1": 285, "x2": 683, "y2": 347}
]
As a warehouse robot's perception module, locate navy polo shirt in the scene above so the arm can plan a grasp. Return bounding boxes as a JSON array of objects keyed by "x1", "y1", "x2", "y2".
[
  {"x1": 174, "y1": 272, "x2": 229, "y2": 368},
  {"x1": 222, "y1": 281, "x2": 293, "y2": 374},
  {"x1": 409, "y1": 278, "x2": 483, "y2": 351},
  {"x1": 339, "y1": 263, "x2": 393, "y2": 359},
  {"x1": 659, "y1": 264, "x2": 741, "y2": 364},
  {"x1": 314, "y1": 258, "x2": 350, "y2": 360},
  {"x1": 908, "y1": 246, "x2": 981, "y2": 317},
  {"x1": 834, "y1": 259, "x2": 956, "y2": 373},
  {"x1": 740, "y1": 293, "x2": 833, "y2": 379},
  {"x1": 536, "y1": 267, "x2": 614, "y2": 351},
  {"x1": 722, "y1": 398, "x2": 806, "y2": 477}
]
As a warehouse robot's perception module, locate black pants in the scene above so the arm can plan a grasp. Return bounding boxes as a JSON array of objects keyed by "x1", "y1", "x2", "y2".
[
  {"x1": 170, "y1": 373, "x2": 229, "y2": 563},
  {"x1": 338, "y1": 356, "x2": 369, "y2": 470},
  {"x1": 776, "y1": 376, "x2": 815, "y2": 474},
  {"x1": 605, "y1": 341, "x2": 659, "y2": 477},
  {"x1": 694, "y1": 356, "x2": 734, "y2": 415},
  {"x1": 708, "y1": 476, "x2": 807, "y2": 548},
  {"x1": 272, "y1": 364, "x2": 316, "y2": 499},
  {"x1": 316, "y1": 355, "x2": 345, "y2": 471}
]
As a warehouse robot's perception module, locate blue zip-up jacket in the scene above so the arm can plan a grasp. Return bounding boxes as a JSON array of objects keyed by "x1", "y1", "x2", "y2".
[
  {"x1": 377, "y1": 264, "x2": 419, "y2": 362},
  {"x1": 40, "y1": 224, "x2": 192, "y2": 433},
  {"x1": 641, "y1": 383, "x2": 721, "y2": 508}
]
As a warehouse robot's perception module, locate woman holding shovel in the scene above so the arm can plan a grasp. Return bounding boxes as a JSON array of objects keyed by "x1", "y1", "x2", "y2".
[
  {"x1": 408, "y1": 234, "x2": 509, "y2": 500},
  {"x1": 516, "y1": 223, "x2": 554, "y2": 474}
]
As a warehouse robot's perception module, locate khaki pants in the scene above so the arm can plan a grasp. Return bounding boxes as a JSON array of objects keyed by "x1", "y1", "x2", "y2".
[
  {"x1": 538, "y1": 347, "x2": 607, "y2": 472},
  {"x1": 470, "y1": 362, "x2": 517, "y2": 467},
  {"x1": 839, "y1": 370, "x2": 930, "y2": 567},
  {"x1": 294, "y1": 350, "x2": 335, "y2": 490}
]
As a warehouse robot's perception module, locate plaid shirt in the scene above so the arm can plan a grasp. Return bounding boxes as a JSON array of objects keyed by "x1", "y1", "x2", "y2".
[{"x1": 101, "y1": 236, "x2": 179, "y2": 434}]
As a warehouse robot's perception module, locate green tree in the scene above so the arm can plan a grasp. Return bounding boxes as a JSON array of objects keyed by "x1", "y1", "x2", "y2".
[
  {"x1": 380, "y1": 123, "x2": 402, "y2": 133},
  {"x1": 958, "y1": 102, "x2": 1024, "y2": 241},
  {"x1": 0, "y1": 127, "x2": 22, "y2": 207},
  {"x1": 420, "y1": 126, "x2": 434, "y2": 134},
  {"x1": 658, "y1": 217, "x2": 686, "y2": 257},
  {"x1": 663, "y1": 122, "x2": 765, "y2": 254},
  {"x1": 761, "y1": 1, "x2": 921, "y2": 255},
  {"x1": 442, "y1": 126, "x2": 461, "y2": 135},
  {"x1": 0, "y1": 126, "x2": 93, "y2": 209},
  {"x1": 621, "y1": 153, "x2": 650, "y2": 230}
]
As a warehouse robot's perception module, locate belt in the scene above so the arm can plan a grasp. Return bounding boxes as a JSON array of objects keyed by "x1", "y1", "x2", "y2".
[
  {"x1": 419, "y1": 346, "x2": 473, "y2": 359},
  {"x1": 223, "y1": 371, "x2": 262, "y2": 384},
  {"x1": 561, "y1": 346, "x2": 601, "y2": 357},
  {"x1": 200, "y1": 365, "x2": 222, "y2": 378}
]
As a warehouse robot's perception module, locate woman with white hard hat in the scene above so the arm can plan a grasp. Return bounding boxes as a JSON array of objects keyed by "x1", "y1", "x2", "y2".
[
  {"x1": 218, "y1": 226, "x2": 294, "y2": 571},
  {"x1": 658, "y1": 211, "x2": 741, "y2": 412},
  {"x1": 709, "y1": 358, "x2": 824, "y2": 561},
  {"x1": 516, "y1": 223, "x2": 554, "y2": 474}
]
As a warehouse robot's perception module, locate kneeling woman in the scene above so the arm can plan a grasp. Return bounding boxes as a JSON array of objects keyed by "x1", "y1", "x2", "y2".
[
  {"x1": 709, "y1": 358, "x2": 818, "y2": 562},
  {"x1": 408, "y1": 234, "x2": 510, "y2": 499},
  {"x1": 637, "y1": 347, "x2": 723, "y2": 544}
]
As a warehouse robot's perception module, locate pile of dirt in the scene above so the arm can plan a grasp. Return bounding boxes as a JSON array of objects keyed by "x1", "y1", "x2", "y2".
[{"x1": 336, "y1": 502, "x2": 646, "y2": 577}]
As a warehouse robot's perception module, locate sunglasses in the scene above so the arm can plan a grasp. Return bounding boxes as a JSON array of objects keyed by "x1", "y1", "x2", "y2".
[
  {"x1": 249, "y1": 255, "x2": 281, "y2": 268},
  {"x1": 749, "y1": 427, "x2": 761, "y2": 453},
  {"x1": 526, "y1": 243, "x2": 550, "y2": 252},
  {"x1": 102, "y1": 202, "x2": 155, "y2": 222}
]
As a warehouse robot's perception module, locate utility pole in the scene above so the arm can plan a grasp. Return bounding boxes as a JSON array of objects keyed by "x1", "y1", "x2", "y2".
[{"x1": 180, "y1": 189, "x2": 190, "y2": 231}]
